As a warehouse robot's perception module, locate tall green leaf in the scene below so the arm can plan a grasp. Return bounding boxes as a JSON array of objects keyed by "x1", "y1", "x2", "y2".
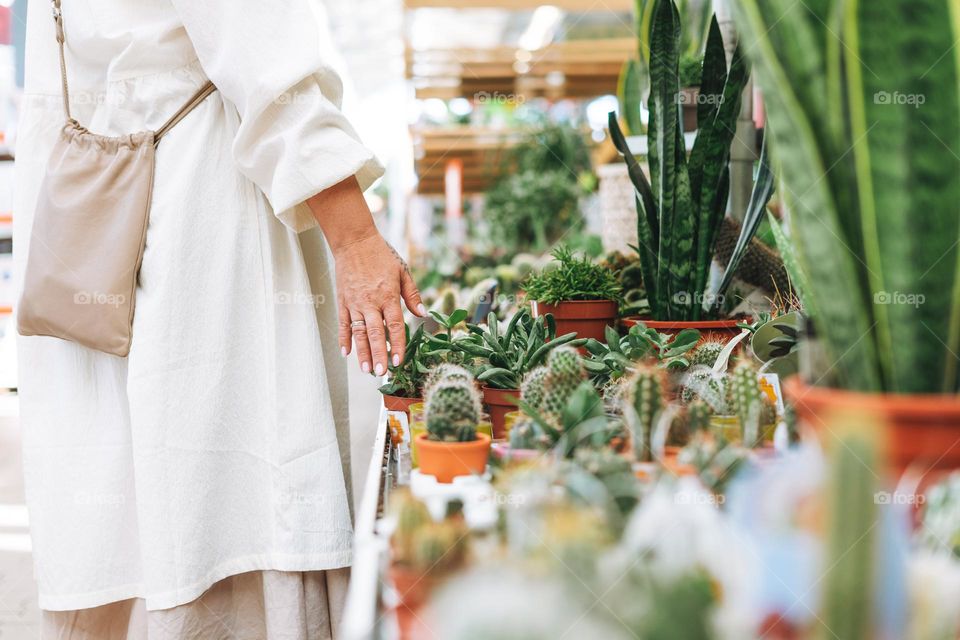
[{"x1": 732, "y1": 0, "x2": 881, "y2": 391}]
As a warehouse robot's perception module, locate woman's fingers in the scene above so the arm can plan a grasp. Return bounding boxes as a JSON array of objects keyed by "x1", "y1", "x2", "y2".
[
  {"x1": 383, "y1": 302, "x2": 406, "y2": 367},
  {"x1": 338, "y1": 297, "x2": 352, "y2": 357},
  {"x1": 350, "y1": 310, "x2": 373, "y2": 374},
  {"x1": 400, "y1": 269, "x2": 426, "y2": 317},
  {"x1": 363, "y1": 308, "x2": 390, "y2": 376}
]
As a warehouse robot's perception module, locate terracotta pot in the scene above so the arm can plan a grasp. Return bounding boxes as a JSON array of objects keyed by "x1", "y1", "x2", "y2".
[
  {"x1": 482, "y1": 387, "x2": 520, "y2": 439},
  {"x1": 531, "y1": 299, "x2": 618, "y2": 342},
  {"x1": 623, "y1": 317, "x2": 747, "y2": 346},
  {"x1": 785, "y1": 377, "x2": 960, "y2": 473},
  {"x1": 415, "y1": 433, "x2": 491, "y2": 483},
  {"x1": 382, "y1": 394, "x2": 422, "y2": 422},
  {"x1": 389, "y1": 565, "x2": 437, "y2": 640}
]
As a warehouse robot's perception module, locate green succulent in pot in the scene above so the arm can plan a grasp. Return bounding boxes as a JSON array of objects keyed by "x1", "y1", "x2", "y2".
[
  {"x1": 581, "y1": 322, "x2": 700, "y2": 387},
  {"x1": 731, "y1": 0, "x2": 960, "y2": 394},
  {"x1": 523, "y1": 246, "x2": 623, "y2": 306},
  {"x1": 608, "y1": 0, "x2": 776, "y2": 322}
]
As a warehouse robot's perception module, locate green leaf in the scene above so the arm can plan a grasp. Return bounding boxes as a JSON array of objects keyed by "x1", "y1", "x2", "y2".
[{"x1": 448, "y1": 309, "x2": 468, "y2": 327}]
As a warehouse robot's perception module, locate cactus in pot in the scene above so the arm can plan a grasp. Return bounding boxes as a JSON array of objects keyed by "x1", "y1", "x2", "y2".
[
  {"x1": 540, "y1": 346, "x2": 588, "y2": 427},
  {"x1": 417, "y1": 366, "x2": 491, "y2": 482},
  {"x1": 689, "y1": 340, "x2": 726, "y2": 368},
  {"x1": 623, "y1": 365, "x2": 666, "y2": 462},
  {"x1": 729, "y1": 361, "x2": 775, "y2": 446}
]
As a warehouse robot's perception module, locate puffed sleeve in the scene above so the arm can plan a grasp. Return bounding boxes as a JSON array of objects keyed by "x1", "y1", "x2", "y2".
[{"x1": 169, "y1": 0, "x2": 385, "y2": 232}]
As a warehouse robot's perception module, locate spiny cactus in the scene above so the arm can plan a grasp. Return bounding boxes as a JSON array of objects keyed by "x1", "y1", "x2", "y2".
[
  {"x1": 520, "y1": 366, "x2": 549, "y2": 413},
  {"x1": 424, "y1": 372, "x2": 481, "y2": 442},
  {"x1": 686, "y1": 399, "x2": 712, "y2": 434},
  {"x1": 730, "y1": 361, "x2": 775, "y2": 446},
  {"x1": 423, "y1": 363, "x2": 474, "y2": 399},
  {"x1": 622, "y1": 365, "x2": 665, "y2": 462},
  {"x1": 820, "y1": 420, "x2": 880, "y2": 640},
  {"x1": 680, "y1": 365, "x2": 729, "y2": 413},
  {"x1": 690, "y1": 340, "x2": 726, "y2": 368},
  {"x1": 541, "y1": 346, "x2": 586, "y2": 425},
  {"x1": 509, "y1": 418, "x2": 550, "y2": 451}
]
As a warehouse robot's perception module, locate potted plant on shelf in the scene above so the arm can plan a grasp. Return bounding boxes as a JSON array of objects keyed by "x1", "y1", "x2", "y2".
[
  {"x1": 608, "y1": 2, "x2": 775, "y2": 342},
  {"x1": 388, "y1": 489, "x2": 468, "y2": 637},
  {"x1": 453, "y1": 309, "x2": 585, "y2": 439},
  {"x1": 732, "y1": 0, "x2": 960, "y2": 472},
  {"x1": 524, "y1": 245, "x2": 623, "y2": 342},
  {"x1": 415, "y1": 366, "x2": 492, "y2": 483},
  {"x1": 379, "y1": 324, "x2": 429, "y2": 420}
]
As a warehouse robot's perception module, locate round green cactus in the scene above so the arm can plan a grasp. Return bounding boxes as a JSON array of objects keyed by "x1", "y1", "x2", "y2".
[
  {"x1": 690, "y1": 340, "x2": 726, "y2": 368},
  {"x1": 622, "y1": 365, "x2": 664, "y2": 462},
  {"x1": 541, "y1": 346, "x2": 586, "y2": 424},
  {"x1": 520, "y1": 366, "x2": 549, "y2": 412},
  {"x1": 425, "y1": 377, "x2": 481, "y2": 442},
  {"x1": 680, "y1": 365, "x2": 728, "y2": 413},
  {"x1": 685, "y1": 399, "x2": 712, "y2": 434},
  {"x1": 423, "y1": 363, "x2": 474, "y2": 399}
]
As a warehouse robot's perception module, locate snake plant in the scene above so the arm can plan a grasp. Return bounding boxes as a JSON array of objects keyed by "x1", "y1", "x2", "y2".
[
  {"x1": 732, "y1": 0, "x2": 960, "y2": 393},
  {"x1": 609, "y1": 0, "x2": 772, "y2": 321}
]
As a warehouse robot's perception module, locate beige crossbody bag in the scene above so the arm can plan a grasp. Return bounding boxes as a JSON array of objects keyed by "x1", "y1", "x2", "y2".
[{"x1": 17, "y1": 0, "x2": 216, "y2": 357}]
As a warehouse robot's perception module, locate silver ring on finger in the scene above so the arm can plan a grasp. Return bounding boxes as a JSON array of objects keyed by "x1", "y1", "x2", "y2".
[{"x1": 350, "y1": 320, "x2": 366, "y2": 330}]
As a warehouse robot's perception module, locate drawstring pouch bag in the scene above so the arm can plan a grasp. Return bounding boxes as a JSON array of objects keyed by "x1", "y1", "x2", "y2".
[{"x1": 17, "y1": 0, "x2": 216, "y2": 356}]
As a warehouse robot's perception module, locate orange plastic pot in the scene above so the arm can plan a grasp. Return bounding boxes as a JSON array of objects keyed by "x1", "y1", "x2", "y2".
[
  {"x1": 623, "y1": 317, "x2": 747, "y2": 346},
  {"x1": 389, "y1": 565, "x2": 437, "y2": 640},
  {"x1": 531, "y1": 299, "x2": 618, "y2": 342},
  {"x1": 482, "y1": 386, "x2": 519, "y2": 439},
  {"x1": 785, "y1": 377, "x2": 960, "y2": 473},
  {"x1": 415, "y1": 433, "x2": 491, "y2": 483},
  {"x1": 382, "y1": 394, "x2": 422, "y2": 422}
]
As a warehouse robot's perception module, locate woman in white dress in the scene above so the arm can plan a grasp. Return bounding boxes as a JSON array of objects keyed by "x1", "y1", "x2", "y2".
[{"x1": 14, "y1": 1, "x2": 421, "y2": 638}]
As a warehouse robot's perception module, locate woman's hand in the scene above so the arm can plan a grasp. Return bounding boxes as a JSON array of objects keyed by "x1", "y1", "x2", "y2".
[
  {"x1": 307, "y1": 177, "x2": 425, "y2": 375},
  {"x1": 332, "y1": 234, "x2": 425, "y2": 374}
]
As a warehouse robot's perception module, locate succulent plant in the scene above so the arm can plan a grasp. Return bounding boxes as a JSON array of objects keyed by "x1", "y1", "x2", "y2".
[
  {"x1": 422, "y1": 363, "x2": 475, "y2": 399},
  {"x1": 689, "y1": 340, "x2": 725, "y2": 368},
  {"x1": 581, "y1": 323, "x2": 700, "y2": 387},
  {"x1": 609, "y1": 1, "x2": 774, "y2": 321},
  {"x1": 509, "y1": 418, "x2": 551, "y2": 451},
  {"x1": 920, "y1": 472, "x2": 960, "y2": 559},
  {"x1": 453, "y1": 308, "x2": 584, "y2": 390},
  {"x1": 424, "y1": 367, "x2": 482, "y2": 443},
  {"x1": 622, "y1": 365, "x2": 665, "y2": 462}
]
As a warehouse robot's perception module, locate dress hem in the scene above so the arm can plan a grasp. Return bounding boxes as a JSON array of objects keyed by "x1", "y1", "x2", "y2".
[{"x1": 37, "y1": 549, "x2": 353, "y2": 612}]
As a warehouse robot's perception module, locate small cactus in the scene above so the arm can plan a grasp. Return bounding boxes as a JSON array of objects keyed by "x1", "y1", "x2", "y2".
[
  {"x1": 540, "y1": 346, "x2": 586, "y2": 425},
  {"x1": 686, "y1": 399, "x2": 712, "y2": 434},
  {"x1": 690, "y1": 340, "x2": 726, "y2": 368},
  {"x1": 622, "y1": 365, "x2": 665, "y2": 462},
  {"x1": 680, "y1": 365, "x2": 729, "y2": 413},
  {"x1": 520, "y1": 366, "x2": 549, "y2": 413},
  {"x1": 422, "y1": 363, "x2": 474, "y2": 399},
  {"x1": 509, "y1": 418, "x2": 550, "y2": 450},
  {"x1": 730, "y1": 361, "x2": 775, "y2": 446},
  {"x1": 424, "y1": 367, "x2": 481, "y2": 442}
]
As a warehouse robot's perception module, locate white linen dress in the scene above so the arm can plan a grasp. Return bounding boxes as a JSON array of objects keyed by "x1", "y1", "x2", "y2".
[{"x1": 14, "y1": 0, "x2": 382, "y2": 631}]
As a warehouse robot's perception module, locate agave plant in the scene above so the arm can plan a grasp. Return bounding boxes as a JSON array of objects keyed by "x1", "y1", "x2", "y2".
[
  {"x1": 609, "y1": 0, "x2": 774, "y2": 322},
  {"x1": 731, "y1": 0, "x2": 960, "y2": 393}
]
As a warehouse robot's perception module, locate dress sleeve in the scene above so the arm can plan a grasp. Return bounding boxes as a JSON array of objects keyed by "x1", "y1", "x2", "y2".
[{"x1": 169, "y1": 0, "x2": 385, "y2": 232}]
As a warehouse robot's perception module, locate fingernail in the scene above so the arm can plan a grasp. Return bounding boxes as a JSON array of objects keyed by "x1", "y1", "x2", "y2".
[
  {"x1": 361, "y1": 362, "x2": 370, "y2": 374},
  {"x1": 417, "y1": 304, "x2": 427, "y2": 317},
  {"x1": 375, "y1": 363, "x2": 384, "y2": 376},
  {"x1": 392, "y1": 354, "x2": 400, "y2": 366},
  {"x1": 341, "y1": 347, "x2": 347, "y2": 358}
]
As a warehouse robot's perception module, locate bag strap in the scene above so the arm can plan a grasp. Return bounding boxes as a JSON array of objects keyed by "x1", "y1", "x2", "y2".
[{"x1": 51, "y1": 0, "x2": 215, "y2": 139}]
